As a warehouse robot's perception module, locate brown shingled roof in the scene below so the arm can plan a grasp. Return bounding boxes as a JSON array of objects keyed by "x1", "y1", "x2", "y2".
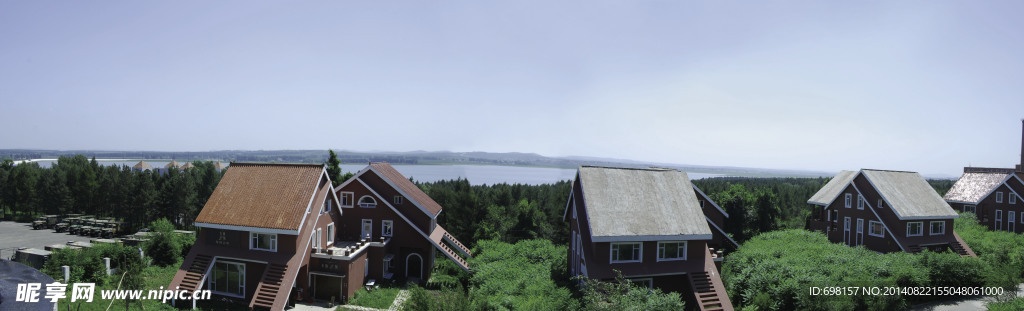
[
  {"x1": 165, "y1": 160, "x2": 180, "y2": 168},
  {"x1": 369, "y1": 162, "x2": 443, "y2": 216},
  {"x1": 133, "y1": 161, "x2": 152, "y2": 169},
  {"x1": 195, "y1": 162, "x2": 325, "y2": 231}
]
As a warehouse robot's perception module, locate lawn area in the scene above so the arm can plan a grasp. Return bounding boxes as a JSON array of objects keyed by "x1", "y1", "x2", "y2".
[
  {"x1": 347, "y1": 286, "x2": 402, "y2": 309},
  {"x1": 58, "y1": 260, "x2": 181, "y2": 311}
]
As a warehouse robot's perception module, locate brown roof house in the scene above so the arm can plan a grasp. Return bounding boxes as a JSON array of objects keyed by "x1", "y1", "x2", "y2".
[
  {"x1": 168, "y1": 163, "x2": 343, "y2": 310},
  {"x1": 943, "y1": 120, "x2": 1024, "y2": 234},
  {"x1": 944, "y1": 172, "x2": 1024, "y2": 233},
  {"x1": 332, "y1": 162, "x2": 473, "y2": 285},
  {"x1": 132, "y1": 161, "x2": 153, "y2": 172},
  {"x1": 564, "y1": 166, "x2": 735, "y2": 311},
  {"x1": 808, "y1": 169, "x2": 975, "y2": 256}
]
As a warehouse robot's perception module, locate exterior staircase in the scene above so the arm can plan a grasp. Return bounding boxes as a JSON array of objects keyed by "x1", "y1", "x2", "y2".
[
  {"x1": 429, "y1": 225, "x2": 472, "y2": 272},
  {"x1": 688, "y1": 248, "x2": 734, "y2": 311},
  {"x1": 250, "y1": 263, "x2": 288, "y2": 310},
  {"x1": 951, "y1": 232, "x2": 977, "y2": 257},
  {"x1": 905, "y1": 245, "x2": 923, "y2": 253},
  {"x1": 170, "y1": 254, "x2": 213, "y2": 293}
]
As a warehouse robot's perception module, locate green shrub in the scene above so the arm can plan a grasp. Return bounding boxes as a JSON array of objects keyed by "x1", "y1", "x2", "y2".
[
  {"x1": 144, "y1": 218, "x2": 181, "y2": 267},
  {"x1": 577, "y1": 272, "x2": 684, "y2": 311},
  {"x1": 467, "y1": 239, "x2": 578, "y2": 310}
]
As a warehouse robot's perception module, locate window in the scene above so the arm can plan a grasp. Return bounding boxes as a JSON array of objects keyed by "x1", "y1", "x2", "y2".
[
  {"x1": 1011, "y1": 194, "x2": 1017, "y2": 205},
  {"x1": 869, "y1": 221, "x2": 884, "y2": 237},
  {"x1": 877, "y1": 199, "x2": 884, "y2": 209},
  {"x1": 383, "y1": 256, "x2": 392, "y2": 276},
  {"x1": 358, "y1": 195, "x2": 377, "y2": 208},
  {"x1": 327, "y1": 223, "x2": 334, "y2": 245},
  {"x1": 325, "y1": 199, "x2": 332, "y2": 213},
  {"x1": 700, "y1": 200, "x2": 705, "y2": 209},
  {"x1": 382, "y1": 220, "x2": 393, "y2": 237},
  {"x1": 930, "y1": 221, "x2": 945, "y2": 235},
  {"x1": 316, "y1": 228, "x2": 322, "y2": 249},
  {"x1": 845, "y1": 194, "x2": 852, "y2": 208},
  {"x1": 394, "y1": 196, "x2": 403, "y2": 205},
  {"x1": 209, "y1": 261, "x2": 245, "y2": 297},
  {"x1": 964, "y1": 205, "x2": 976, "y2": 214},
  {"x1": 657, "y1": 241, "x2": 687, "y2": 261},
  {"x1": 996, "y1": 191, "x2": 1004, "y2": 203},
  {"x1": 250, "y1": 232, "x2": 277, "y2": 252},
  {"x1": 629, "y1": 278, "x2": 653, "y2": 289},
  {"x1": 907, "y1": 222, "x2": 923, "y2": 237},
  {"x1": 340, "y1": 192, "x2": 354, "y2": 207},
  {"x1": 610, "y1": 242, "x2": 642, "y2": 263},
  {"x1": 857, "y1": 195, "x2": 864, "y2": 210}
]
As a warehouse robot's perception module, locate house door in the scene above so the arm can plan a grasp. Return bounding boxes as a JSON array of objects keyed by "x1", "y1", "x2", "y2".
[
  {"x1": 406, "y1": 253, "x2": 423, "y2": 280},
  {"x1": 1009, "y1": 211, "x2": 1016, "y2": 233},
  {"x1": 995, "y1": 210, "x2": 1003, "y2": 231},
  {"x1": 361, "y1": 219, "x2": 372, "y2": 239},
  {"x1": 856, "y1": 219, "x2": 864, "y2": 246},
  {"x1": 843, "y1": 217, "x2": 851, "y2": 246}
]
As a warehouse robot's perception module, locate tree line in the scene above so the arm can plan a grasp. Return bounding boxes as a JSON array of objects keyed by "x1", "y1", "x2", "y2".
[{"x1": 0, "y1": 155, "x2": 223, "y2": 231}]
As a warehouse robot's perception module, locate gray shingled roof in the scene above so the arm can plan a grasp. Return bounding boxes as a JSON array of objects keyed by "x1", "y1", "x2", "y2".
[
  {"x1": 808, "y1": 170, "x2": 857, "y2": 206},
  {"x1": 943, "y1": 172, "x2": 1009, "y2": 204},
  {"x1": 578, "y1": 166, "x2": 712, "y2": 242},
  {"x1": 862, "y1": 169, "x2": 958, "y2": 220}
]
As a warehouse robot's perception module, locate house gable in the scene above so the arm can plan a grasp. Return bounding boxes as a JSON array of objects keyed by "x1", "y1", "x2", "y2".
[{"x1": 194, "y1": 163, "x2": 328, "y2": 234}]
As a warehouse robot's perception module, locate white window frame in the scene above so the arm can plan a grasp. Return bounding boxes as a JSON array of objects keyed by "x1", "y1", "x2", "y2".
[
  {"x1": 656, "y1": 241, "x2": 687, "y2": 262},
  {"x1": 868, "y1": 220, "x2": 884, "y2": 237},
  {"x1": 327, "y1": 223, "x2": 334, "y2": 245},
  {"x1": 996, "y1": 191, "x2": 1004, "y2": 203},
  {"x1": 877, "y1": 199, "x2": 884, "y2": 209},
  {"x1": 340, "y1": 192, "x2": 354, "y2": 208},
  {"x1": 907, "y1": 222, "x2": 923, "y2": 237},
  {"x1": 316, "y1": 228, "x2": 322, "y2": 249},
  {"x1": 209, "y1": 261, "x2": 245, "y2": 298},
  {"x1": 996, "y1": 210, "x2": 1003, "y2": 231},
  {"x1": 325, "y1": 199, "x2": 332, "y2": 213},
  {"x1": 382, "y1": 220, "x2": 393, "y2": 237},
  {"x1": 929, "y1": 221, "x2": 945, "y2": 235},
  {"x1": 393, "y1": 196, "x2": 403, "y2": 205},
  {"x1": 1011, "y1": 194, "x2": 1017, "y2": 205},
  {"x1": 610, "y1": 242, "x2": 642, "y2": 263},
  {"x1": 845, "y1": 194, "x2": 852, "y2": 208},
  {"x1": 249, "y1": 232, "x2": 278, "y2": 252},
  {"x1": 358, "y1": 195, "x2": 377, "y2": 208},
  {"x1": 857, "y1": 195, "x2": 864, "y2": 210}
]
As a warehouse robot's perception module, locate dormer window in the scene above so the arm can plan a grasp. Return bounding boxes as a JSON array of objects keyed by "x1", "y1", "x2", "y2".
[
  {"x1": 857, "y1": 195, "x2": 864, "y2": 210},
  {"x1": 845, "y1": 194, "x2": 852, "y2": 208},
  {"x1": 996, "y1": 191, "x2": 1004, "y2": 203},
  {"x1": 358, "y1": 196, "x2": 377, "y2": 208}
]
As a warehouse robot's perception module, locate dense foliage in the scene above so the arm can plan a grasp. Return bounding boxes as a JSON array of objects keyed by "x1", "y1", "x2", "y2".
[
  {"x1": 577, "y1": 272, "x2": 684, "y2": 311},
  {"x1": 692, "y1": 177, "x2": 826, "y2": 242},
  {"x1": 0, "y1": 155, "x2": 223, "y2": 231},
  {"x1": 421, "y1": 180, "x2": 571, "y2": 246},
  {"x1": 954, "y1": 212, "x2": 1024, "y2": 292},
  {"x1": 722, "y1": 229, "x2": 991, "y2": 311}
]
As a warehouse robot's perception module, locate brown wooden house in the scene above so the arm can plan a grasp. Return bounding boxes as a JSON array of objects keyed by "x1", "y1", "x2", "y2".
[
  {"x1": 944, "y1": 171, "x2": 1024, "y2": 233},
  {"x1": 331, "y1": 162, "x2": 472, "y2": 285},
  {"x1": 168, "y1": 162, "x2": 472, "y2": 311},
  {"x1": 808, "y1": 169, "x2": 975, "y2": 256},
  {"x1": 564, "y1": 166, "x2": 735, "y2": 311},
  {"x1": 168, "y1": 163, "x2": 341, "y2": 310}
]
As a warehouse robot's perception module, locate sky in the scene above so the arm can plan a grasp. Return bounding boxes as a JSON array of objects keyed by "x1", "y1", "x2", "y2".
[{"x1": 1, "y1": 1, "x2": 1023, "y2": 177}]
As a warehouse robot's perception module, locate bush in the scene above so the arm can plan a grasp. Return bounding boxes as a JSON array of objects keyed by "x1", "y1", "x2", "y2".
[
  {"x1": 467, "y1": 239, "x2": 578, "y2": 310},
  {"x1": 577, "y1": 271, "x2": 684, "y2": 311},
  {"x1": 348, "y1": 286, "x2": 401, "y2": 309},
  {"x1": 144, "y1": 218, "x2": 181, "y2": 267},
  {"x1": 404, "y1": 284, "x2": 470, "y2": 311},
  {"x1": 722, "y1": 229, "x2": 992, "y2": 311}
]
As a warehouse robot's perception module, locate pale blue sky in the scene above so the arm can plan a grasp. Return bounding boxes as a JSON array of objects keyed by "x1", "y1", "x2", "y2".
[{"x1": 1, "y1": 1, "x2": 1023, "y2": 177}]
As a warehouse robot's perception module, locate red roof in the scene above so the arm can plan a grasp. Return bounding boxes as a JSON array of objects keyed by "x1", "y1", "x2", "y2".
[
  {"x1": 195, "y1": 163, "x2": 324, "y2": 231},
  {"x1": 369, "y1": 162, "x2": 443, "y2": 216}
]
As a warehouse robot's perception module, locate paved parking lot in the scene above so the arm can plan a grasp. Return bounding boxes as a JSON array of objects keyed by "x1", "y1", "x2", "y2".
[{"x1": 0, "y1": 221, "x2": 94, "y2": 259}]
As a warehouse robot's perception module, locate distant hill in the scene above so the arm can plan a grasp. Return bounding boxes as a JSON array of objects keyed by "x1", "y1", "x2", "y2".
[{"x1": 0, "y1": 149, "x2": 834, "y2": 178}]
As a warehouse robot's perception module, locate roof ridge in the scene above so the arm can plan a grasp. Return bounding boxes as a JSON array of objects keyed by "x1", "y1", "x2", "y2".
[
  {"x1": 581, "y1": 165, "x2": 676, "y2": 171},
  {"x1": 862, "y1": 168, "x2": 918, "y2": 174},
  {"x1": 229, "y1": 162, "x2": 323, "y2": 167}
]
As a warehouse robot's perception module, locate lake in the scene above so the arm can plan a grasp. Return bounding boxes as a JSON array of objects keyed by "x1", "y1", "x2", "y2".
[{"x1": 18, "y1": 159, "x2": 723, "y2": 185}]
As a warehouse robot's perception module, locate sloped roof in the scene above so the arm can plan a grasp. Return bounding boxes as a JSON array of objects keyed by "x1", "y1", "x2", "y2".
[
  {"x1": 165, "y1": 160, "x2": 180, "y2": 168},
  {"x1": 195, "y1": 163, "x2": 324, "y2": 231},
  {"x1": 214, "y1": 162, "x2": 227, "y2": 170},
  {"x1": 862, "y1": 169, "x2": 958, "y2": 219},
  {"x1": 368, "y1": 162, "x2": 442, "y2": 216},
  {"x1": 808, "y1": 170, "x2": 857, "y2": 206},
  {"x1": 132, "y1": 161, "x2": 152, "y2": 169},
  {"x1": 943, "y1": 172, "x2": 1009, "y2": 204},
  {"x1": 578, "y1": 166, "x2": 712, "y2": 241},
  {"x1": 181, "y1": 162, "x2": 195, "y2": 169}
]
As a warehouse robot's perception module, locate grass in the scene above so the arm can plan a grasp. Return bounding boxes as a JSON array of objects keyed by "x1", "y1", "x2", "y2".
[
  {"x1": 58, "y1": 261, "x2": 181, "y2": 311},
  {"x1": 347, "y1": 286, "x2": 401, "y2": 309}
]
